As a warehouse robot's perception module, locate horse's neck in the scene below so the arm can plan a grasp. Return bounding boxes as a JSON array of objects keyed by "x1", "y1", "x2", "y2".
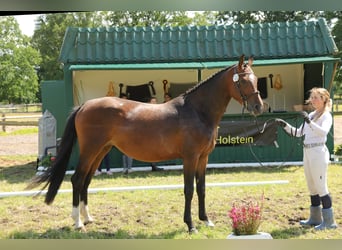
[{"x1": 187, "y1": 73, "x2": 231, "y2": 126}]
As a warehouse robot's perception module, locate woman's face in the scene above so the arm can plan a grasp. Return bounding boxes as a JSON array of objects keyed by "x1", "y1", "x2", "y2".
[{"x1": 310, "y1": 93, "x2": 325, "y2": 110}]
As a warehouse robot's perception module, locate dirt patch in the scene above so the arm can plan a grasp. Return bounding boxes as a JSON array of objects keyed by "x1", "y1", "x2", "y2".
[
  {"x1": 0, "y1": 116, "x2": 342, "y2": 156},
  {"x1": 0, "y1": 126, "x2": 38, "y2": 156}
]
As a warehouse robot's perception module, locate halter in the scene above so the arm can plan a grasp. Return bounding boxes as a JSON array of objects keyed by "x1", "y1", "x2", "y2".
[{"x1": 232, "y1": 67, "x2": 260, "y2": 109}]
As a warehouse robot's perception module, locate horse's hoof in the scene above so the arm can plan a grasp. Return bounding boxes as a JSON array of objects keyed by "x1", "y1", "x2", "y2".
[
  {"x1": 75, "y1": 225, "x2": 86, "y2": 232},
  {"x1": 83, "y1": 220, "x2": 93, "y2": 225},
  {"x1": 204, "y1": 220, "x2": 215, "y2": 227}
]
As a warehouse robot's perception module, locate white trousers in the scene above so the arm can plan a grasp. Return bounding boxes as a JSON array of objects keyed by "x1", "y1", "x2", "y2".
[{"x1": 303, "y1": 145, "x2": 329, "y2": 197}]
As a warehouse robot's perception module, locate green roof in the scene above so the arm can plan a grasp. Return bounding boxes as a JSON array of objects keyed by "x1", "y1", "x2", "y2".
[{"x1": 59, "y1": 18, "x2": 338, "y2": 65}]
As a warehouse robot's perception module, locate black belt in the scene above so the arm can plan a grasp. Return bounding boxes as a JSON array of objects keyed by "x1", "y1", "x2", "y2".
[{"x1": 303, "y1": 142, "x2": 325, "y2": 148}]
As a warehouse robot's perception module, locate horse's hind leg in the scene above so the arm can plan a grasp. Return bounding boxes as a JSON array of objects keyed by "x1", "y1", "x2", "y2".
[
  {"x1": 80, "y1": 146, "x2": 111, "y2": 225},
  {"x1": 71, "y1": 150, "x2": 101, "y2": 229},
  {"x1": 71, "y1": 166, "x2": 88, "y2": 229},
  {"x1": 196, "y1": 155, "x2": 214, "y2": 227}
]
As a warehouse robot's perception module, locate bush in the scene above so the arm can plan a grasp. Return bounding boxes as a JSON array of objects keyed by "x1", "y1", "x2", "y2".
[{"x1": 334, "y1": 144, "x2": 342, "y2": 155}]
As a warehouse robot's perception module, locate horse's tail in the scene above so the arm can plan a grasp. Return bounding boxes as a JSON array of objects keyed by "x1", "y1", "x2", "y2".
[{"x1": 26, "y1": 106, "x2": 81, "y2": 205}]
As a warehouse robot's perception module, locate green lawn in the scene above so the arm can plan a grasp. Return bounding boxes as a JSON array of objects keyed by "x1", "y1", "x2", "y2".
[{"x1": 1, "y1": 155, "x2": 341, "y2": 239}]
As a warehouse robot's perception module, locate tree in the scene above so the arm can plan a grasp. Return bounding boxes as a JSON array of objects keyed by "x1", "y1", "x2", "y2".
[
  {"x1": 0, "y1": 16, "x2": 41, "y2": 104},
  {"x1": 215, "y1": 11, "x2": 329, "y2": 25},
  {"x1": 104, "y1": 11, "x2": 193, "y2": 27},
  {"x1": 188, "y1": 11, "x2": 218, "y2": 26},
  {"x1": 32, "y1": 12, "x2": 104, "y2": 81},
  {"x1": 32, "y1": 11, "x2": 202, "y2": 82}
]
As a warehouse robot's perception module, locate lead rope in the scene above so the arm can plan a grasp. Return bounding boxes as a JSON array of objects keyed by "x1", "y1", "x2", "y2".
[
  {"x1": 240, "y1": 111, "x2": 304, "y2": 168},
  {"x1": 240, "y1": 106, "x2": 267, "y2": 167}
]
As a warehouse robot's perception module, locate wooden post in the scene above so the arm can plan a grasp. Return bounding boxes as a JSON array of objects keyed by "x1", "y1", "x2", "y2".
[{"x1": 1, "y1": 113, "x2": 5, "y2": 132}]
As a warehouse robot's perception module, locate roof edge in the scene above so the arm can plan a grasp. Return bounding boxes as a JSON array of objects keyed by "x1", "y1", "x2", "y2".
[
  {"x1": 317, "y1": 18, "x2": 339, "y2": 54},
  {"x1": 68, "y1": 57, "x2": 339, "y2": 71}
]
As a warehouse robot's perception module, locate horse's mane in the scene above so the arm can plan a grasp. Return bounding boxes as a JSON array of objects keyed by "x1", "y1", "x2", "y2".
[{"x1": 183, "y1": 64, "x2": 235, "y2": 96}]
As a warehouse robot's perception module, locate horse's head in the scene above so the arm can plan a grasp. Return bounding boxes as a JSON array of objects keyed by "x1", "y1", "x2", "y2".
[{"x1": 230, "y1": 55, "x2": 263, "y2": 116}]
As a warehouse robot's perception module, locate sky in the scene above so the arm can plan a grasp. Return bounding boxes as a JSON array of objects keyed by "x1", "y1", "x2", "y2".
[{"x1": 14, "y1": 14, "x2": 39, "y2": 37}]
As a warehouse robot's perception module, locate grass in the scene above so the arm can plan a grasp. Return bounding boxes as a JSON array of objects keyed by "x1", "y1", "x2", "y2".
[
  {"x1": 0, "y1": 155, "x2": 342, "y2": 239},
  {"x1": 0, "y1": 127, "x2": 38, "y2": 136}
]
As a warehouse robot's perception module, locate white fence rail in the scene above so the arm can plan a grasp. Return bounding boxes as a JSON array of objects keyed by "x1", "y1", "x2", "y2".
[
  {"x1": 0, "y1": 103, "x2": 42, "y2": 113},
  {"x1": 1, "y1": 114, "x2": 42, "y2": 132},
  {"x1": 0, "y1": 104, "x2": 42, "y2": 132}
]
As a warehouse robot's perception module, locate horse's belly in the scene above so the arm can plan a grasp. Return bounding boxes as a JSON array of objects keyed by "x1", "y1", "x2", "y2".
[{"x1": 116, "y1": 140, "x2": 179, "y2": 162}]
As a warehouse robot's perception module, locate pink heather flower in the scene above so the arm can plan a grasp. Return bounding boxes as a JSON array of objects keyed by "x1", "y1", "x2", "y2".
[{"x1": 228, "y1": 194, "x2": 264, "y2": 235}]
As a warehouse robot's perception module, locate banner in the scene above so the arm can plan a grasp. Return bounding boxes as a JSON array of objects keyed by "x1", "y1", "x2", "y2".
[{"x1": 216, "y1": 119, "x2": 278, "y2": 147}]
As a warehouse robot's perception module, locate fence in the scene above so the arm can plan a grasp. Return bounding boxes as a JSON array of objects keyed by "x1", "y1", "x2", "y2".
[
  {"x1": 0, "y1": 114, "x2": 42, "y2": 132},
  {"x1": 0, "y1": 103, "x2": 42, "y2": 113},
  {"x1": 0, "y1": 104, "x2": 42, "y2": 132}
]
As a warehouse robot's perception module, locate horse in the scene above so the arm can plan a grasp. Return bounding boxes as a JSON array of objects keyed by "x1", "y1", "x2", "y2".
[{"x1": 27, "y1": 55, "x2": 263, "y2": 233}]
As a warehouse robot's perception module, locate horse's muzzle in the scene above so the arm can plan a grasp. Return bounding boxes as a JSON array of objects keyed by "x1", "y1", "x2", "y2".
[{"x1": 249, "y1": 103, "x2": 264, "y2": 116}]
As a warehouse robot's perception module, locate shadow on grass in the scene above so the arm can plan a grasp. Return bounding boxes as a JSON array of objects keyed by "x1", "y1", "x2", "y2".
[
  {"x1": 270, "y1": 226, "x2": 311, "y2": 239},
  {"x1": 0, "y1": 160, "x2": 37, "y2": 184},
  {"x1": 8, "y1": 226, "x2": 186, "y2": 239},
  {"x1": 8, "y1": 225, "x2": 313, "y2": 239},
  {"x1": 92, "y1": 164, "x2": 301, "y2": 181}
]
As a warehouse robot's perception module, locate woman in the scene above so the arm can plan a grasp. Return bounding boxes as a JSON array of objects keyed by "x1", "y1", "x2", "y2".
[{"x1": 276, "y1": 87, "x2": 337, "y2": 230}]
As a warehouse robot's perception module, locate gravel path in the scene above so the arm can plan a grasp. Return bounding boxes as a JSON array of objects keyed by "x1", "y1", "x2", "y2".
[
  {"x1": 0, "y1": 126, "x2": 38, "y2": 156},
  {"x1": 0, "y1": 116, "x2": 342, "y2": 156}
]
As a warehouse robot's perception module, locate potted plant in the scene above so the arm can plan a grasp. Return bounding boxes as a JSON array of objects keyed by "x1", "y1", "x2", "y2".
[
  {"x1": 37, "y1": 153, "x2": 56, "y2": 172},
  {"x1": 227, "y1": 193, "x2": 272, "y2": 239}
]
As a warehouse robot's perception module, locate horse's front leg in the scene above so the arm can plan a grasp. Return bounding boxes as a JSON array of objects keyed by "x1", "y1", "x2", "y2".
[
  {"x1": 183, "y1": 158, "x2": 197, "y2": 233},
  {"x1": 184, "y1": 176, "x2": 195, "y2": 233},
  {"x1": 196, "y1": 155, "x2": 214, "y2": 227}
]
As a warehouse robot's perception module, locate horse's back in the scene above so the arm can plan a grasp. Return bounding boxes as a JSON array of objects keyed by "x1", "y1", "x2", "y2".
[{"x1": 74, "y1": 97, "x2": 180, "y2": 160}]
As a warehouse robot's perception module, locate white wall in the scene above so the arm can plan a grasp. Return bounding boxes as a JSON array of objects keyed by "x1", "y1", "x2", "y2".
[
  {"x1": 72, "y1": 63, "x2": 305, "y2": 114},
  {"x1": 72, "y1": 69, "x2": 198, "y2": 105},
  {"x1": 252, "y1": 64, "x2": 304, "y2": 112}
]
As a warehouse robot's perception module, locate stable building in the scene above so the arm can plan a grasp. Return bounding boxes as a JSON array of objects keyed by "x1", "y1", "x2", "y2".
[{"x1": 41, "y1": 18, "x2": 339, "y2": 169}]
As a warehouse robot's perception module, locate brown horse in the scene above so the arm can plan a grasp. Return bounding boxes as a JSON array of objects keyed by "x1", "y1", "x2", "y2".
[{"x1": 28, "y1": 55, "x2": 263, "y2": 233}]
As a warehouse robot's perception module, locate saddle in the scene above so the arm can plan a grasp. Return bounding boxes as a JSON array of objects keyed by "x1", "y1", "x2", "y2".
[{"x1": 119, "y1": 81, "x2": 156, "y2": 102}]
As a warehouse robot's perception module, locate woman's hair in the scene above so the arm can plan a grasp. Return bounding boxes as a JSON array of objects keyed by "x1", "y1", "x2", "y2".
[{"x1": 306, "y1": 87, "x2": 332, "y2": 114}]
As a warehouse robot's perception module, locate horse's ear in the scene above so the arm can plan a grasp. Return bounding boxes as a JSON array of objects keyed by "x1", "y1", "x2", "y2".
[
  {"x1": 248, "y1": 56, "x2": 254, "y2": 67},
  {"x1": 238, "y1": 54, "x2": 245, "y2": 70}
]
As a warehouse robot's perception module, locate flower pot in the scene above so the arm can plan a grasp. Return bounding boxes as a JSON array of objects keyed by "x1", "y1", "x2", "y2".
[{"x1": 227, "y1": 232, "x2": 272, "y2": 239}]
